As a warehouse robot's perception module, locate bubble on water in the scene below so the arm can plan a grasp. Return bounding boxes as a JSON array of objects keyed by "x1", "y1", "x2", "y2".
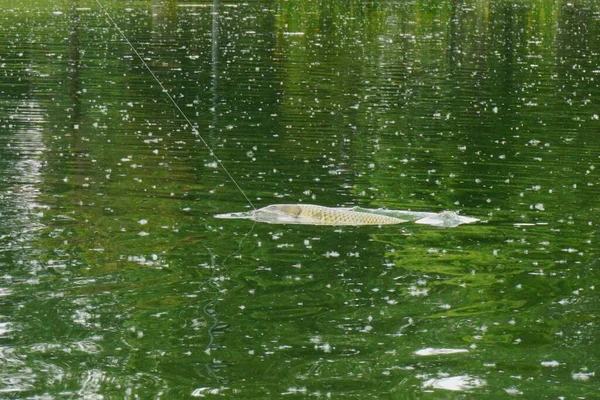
[
  {"x1": 541, "y1": 360, "x2": 560, "y2": 367},
  {"x1": 505, "y1": 387, "x2": 523, "y2": 396},
  {"x1": 314, "y1": 342, "x2": 331, "y2": 353},
  {"x1": 422, "y1": 374, "x2": 486, "y2": 391},
  {"x1": 572, "y1": 371, "x2": 594, "y2": 381},
  {"x1": 408, "y1": 286, "x2": 428, "y2": 296},
  {"x1": 414, "y1": 348, "x2": 469, "y2": 356}
]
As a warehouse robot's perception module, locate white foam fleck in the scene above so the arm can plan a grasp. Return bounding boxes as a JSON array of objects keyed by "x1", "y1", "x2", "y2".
[
  {"x1": 408, "y1": 286, "x2": 428, "y2": 296},
  {"x1": 572, "y1": 371, "x2": 594, "y2": 381},
  {"x1": 414, "y1": 348, "x2": 469, "y2": 356},
  {"x1": 540, "y1": 360, "x2": 560, "y2": 367},
  {"x1": 422, "y1": 375, "x2": 486, "y2": 391},
  {"x1": 505, "y1": 387, "x2": 523, "y2": 395}
]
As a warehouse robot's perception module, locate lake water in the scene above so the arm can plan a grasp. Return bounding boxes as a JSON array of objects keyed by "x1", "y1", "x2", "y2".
[{"x1": 1, "y1": 0, "x2": 598, "y2": 398}]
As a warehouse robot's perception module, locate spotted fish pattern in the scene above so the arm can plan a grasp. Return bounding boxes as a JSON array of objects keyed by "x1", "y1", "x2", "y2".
[{"x1": 246, "y1": 204, "x2": 405, "y2": 225}]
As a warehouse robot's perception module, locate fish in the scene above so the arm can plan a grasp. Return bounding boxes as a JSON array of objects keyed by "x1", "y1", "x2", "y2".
[{"x1": 215, "y1": 204, "x2": 480, "y2": 227}]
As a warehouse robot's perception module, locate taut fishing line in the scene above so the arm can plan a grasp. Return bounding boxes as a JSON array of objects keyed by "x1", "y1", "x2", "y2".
[
  {"x1": 95, "y1": 0, "x2": 256, "y2": 210},
  {"x1": 95, "y1": 0, "x2": 258, "y2": 361}
]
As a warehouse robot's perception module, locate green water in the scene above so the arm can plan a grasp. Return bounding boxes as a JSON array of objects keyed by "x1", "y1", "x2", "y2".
[{"x1": 1, "y1": 0, "x2": 598, "y2": 398}]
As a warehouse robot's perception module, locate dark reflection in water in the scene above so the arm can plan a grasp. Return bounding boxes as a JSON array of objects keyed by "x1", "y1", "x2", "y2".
[{"x1": 0, "y1": 0, "x2": 598, "y2": 398}]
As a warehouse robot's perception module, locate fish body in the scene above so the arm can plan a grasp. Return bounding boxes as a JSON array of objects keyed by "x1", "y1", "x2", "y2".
[
  {"x1": 217, "y1": 204, "x2": 405, "y2": 225},
  {"x1": 215, "y1": 204, "x2": 479, "y2": 227}
]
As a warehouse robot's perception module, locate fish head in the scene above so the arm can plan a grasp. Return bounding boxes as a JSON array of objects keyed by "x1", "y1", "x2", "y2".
[{"x1": 214, "y1": 210, "x2": 255, "y2": 219}]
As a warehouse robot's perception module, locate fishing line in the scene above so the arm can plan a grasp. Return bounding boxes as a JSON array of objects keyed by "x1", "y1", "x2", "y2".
[
  {"x1": 95, "y1": 0, "x2": 260, "y2": 367},
  {"x1": 94, "y1": 0, "x2": 256, "y2": 210}
]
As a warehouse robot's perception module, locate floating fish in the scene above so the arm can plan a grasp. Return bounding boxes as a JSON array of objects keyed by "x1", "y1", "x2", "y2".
[{"x1": 215, "y1": 204, "x2": 479, "y2": 228}]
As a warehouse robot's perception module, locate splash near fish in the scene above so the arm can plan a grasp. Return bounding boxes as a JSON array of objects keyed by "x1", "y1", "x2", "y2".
[{"x1": 215, "y1": 204, "x2": 479, "y2": 228}]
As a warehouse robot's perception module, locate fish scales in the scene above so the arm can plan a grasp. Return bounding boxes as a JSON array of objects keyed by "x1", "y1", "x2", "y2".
[{"x1": 260, "y1": 204, "x2": 404, "y2": 225}]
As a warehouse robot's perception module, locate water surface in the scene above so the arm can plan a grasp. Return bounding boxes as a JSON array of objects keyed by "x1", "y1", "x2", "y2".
[{"x1": 0, "y1": 0, "x2": 598, "y2": 398}]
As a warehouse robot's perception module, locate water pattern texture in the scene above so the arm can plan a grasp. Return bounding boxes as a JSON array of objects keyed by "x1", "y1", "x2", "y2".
[{"x1": 0, "y1": 0, "x2": 599, "y2": 398}]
